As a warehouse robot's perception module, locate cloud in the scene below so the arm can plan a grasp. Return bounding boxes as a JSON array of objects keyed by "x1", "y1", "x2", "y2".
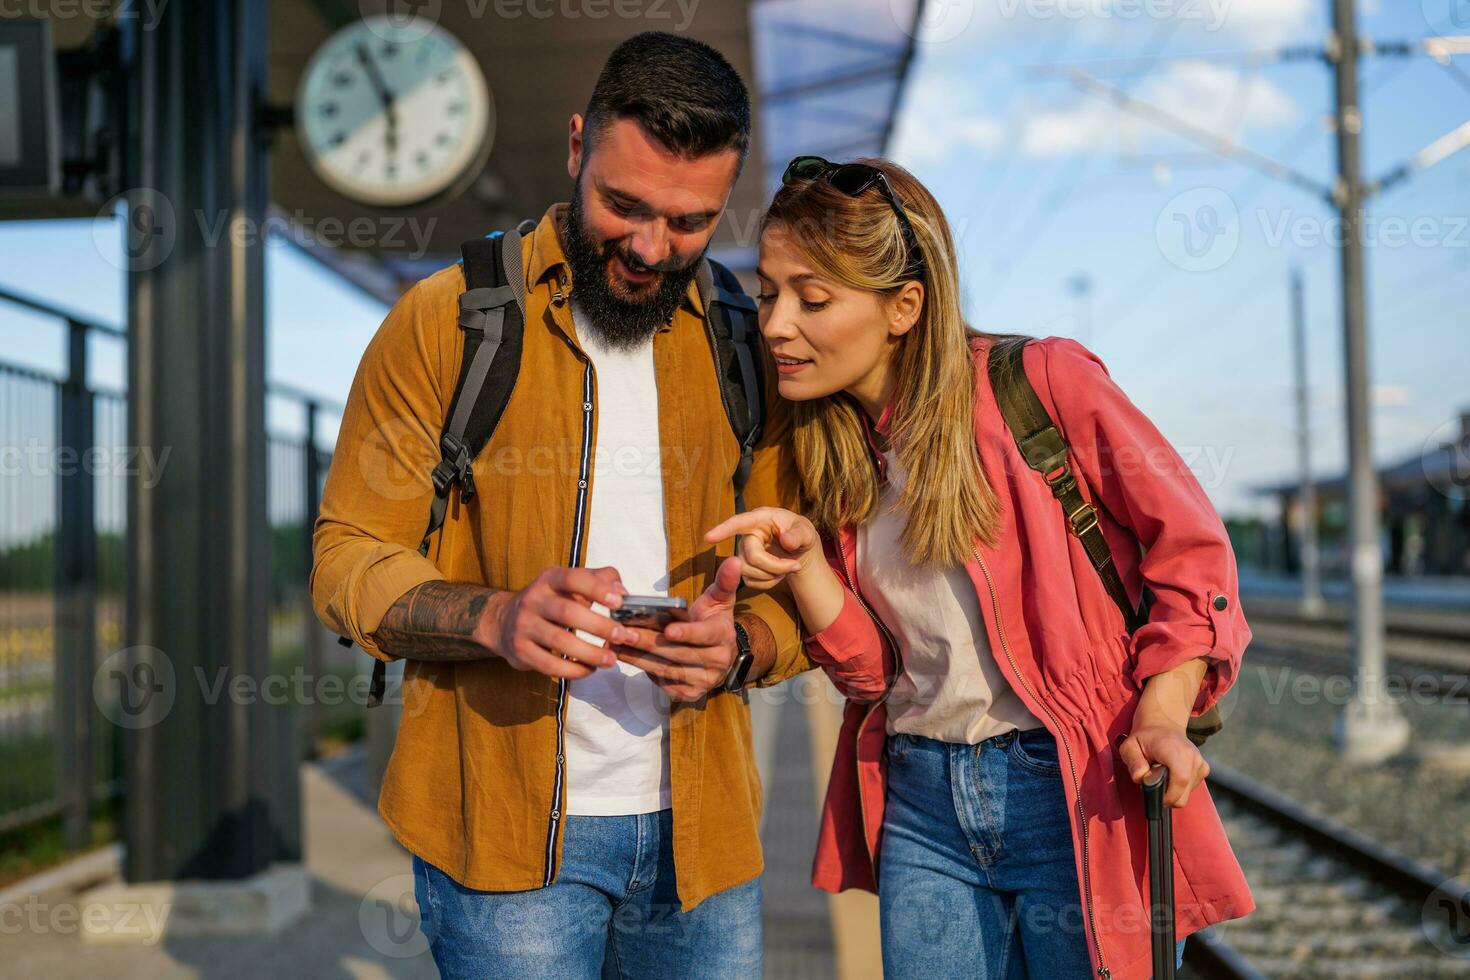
[
  {"x1": 1021, "y1": 59, "x2": 1298, "y2": 157},
  {"x1": 892, "y1": 74, "x2": 1008, "y2": 165}
]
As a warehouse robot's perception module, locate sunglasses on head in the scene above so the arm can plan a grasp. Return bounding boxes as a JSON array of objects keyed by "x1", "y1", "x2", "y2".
[{"x1": 781, "y1": 155, "x2": 925, "y2": 281}]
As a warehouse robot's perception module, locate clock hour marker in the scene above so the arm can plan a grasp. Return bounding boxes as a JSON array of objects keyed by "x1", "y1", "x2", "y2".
[{"x1": 332, "y1": 70, "x2": 353, "y2": 88}]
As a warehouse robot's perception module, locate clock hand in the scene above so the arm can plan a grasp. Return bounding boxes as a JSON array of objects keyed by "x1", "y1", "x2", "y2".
[
  {"x1": 355, "y1": 43, "x2": 398, "y2": 164},
  {"x1": 355, "y1": 43, "x2": 394, "y2": 112}
]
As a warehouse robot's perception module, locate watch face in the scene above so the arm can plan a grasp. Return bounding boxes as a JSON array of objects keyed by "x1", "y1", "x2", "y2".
[{"x1": 296, "y1": 16, "x2": 493, "y2": 208}]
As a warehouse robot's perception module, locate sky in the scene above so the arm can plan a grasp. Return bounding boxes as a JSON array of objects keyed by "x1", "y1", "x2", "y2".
[
  {"x1": 884, "y1": 0, "x2": 1470, "y2": 519},
  {"x1": 1, "y1": 0, "x2": 1466, "y2": 524}
]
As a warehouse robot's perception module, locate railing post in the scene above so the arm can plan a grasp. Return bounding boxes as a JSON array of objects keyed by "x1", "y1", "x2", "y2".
[
  {"x1": 55, "y1": 319, "x2": 97, "y2": 850},
  {"x1": 303, "y1": 401, "x2": 322, "y2": 756}
]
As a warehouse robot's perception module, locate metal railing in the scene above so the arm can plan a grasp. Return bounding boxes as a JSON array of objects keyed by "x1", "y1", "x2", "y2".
[{"x1": 0, "y1": 284, "x2": 347, "y2": 844}]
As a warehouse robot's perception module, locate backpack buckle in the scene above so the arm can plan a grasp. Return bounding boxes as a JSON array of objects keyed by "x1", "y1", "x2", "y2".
[
  {"x1": 1043, "y1": 464, "x2": 1078, "y2": 498},
  {"x1": 434, "y1": 431, "x2": 475, "y2": 500},
  {"x1": 1067, "y1": 501, "x2": 1100, "y2": 537}
]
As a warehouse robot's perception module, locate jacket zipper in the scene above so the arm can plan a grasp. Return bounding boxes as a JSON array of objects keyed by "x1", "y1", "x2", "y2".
[
  {"x1": 972, "y1": 548, "x2": 1110, "y2": 980},
  {"x1": 833, "y1": 531, "x2": 901, "y2": 875},
  {"x1": 544, "y1": 359, "x2": 595, "y2": 886}
]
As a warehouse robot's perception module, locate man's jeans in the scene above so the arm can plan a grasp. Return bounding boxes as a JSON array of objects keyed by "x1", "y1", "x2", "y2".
[
  {"x1": 412, "y1": 808, "x2": 761, "y2": 979},
  {"x1": 878, "y1": 728, "x2": 1187, "y2": 979}
]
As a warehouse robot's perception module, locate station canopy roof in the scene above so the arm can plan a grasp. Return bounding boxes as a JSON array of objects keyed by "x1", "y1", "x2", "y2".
[{"x1": 269, "y1": 0, "x2": 925, "y2": 302}]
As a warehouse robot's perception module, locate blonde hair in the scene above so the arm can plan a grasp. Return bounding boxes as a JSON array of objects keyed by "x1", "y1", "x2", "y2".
[{"x1": 761, "y1": 158, "x2": 1008, "y2": 567}]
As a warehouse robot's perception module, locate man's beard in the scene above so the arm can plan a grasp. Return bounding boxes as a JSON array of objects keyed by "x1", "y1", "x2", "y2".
[{"x1": 562, "y1": 183, "x2": 703, "y2": 351}]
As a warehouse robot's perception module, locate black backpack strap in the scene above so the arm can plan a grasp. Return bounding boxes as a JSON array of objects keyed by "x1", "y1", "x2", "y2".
[
  {"x1": 364, "y1": 225, "x2": 530, "y2": 708},
  {"x1": 696, "y1": 257, "x2": 764, "y2": 512},
  {"x1": 988, "y1": 337, "x2": 1143, "y2": 632},
  {"x1": 988, "y1": 336, "x2": 1223, "y2": 746}
]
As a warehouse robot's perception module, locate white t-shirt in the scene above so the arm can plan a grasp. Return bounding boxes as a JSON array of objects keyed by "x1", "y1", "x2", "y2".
[
  {"x1": 563, "y1": 302, "x2": 673, "y2": 815},
  {"x1": 858, "y1": 449, "x2": 1043, "y2": 744}
]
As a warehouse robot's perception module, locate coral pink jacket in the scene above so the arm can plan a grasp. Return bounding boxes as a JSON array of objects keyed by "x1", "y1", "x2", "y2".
[{"x1": 802, "y1": 335, "x2": 1254, "y2": 980}]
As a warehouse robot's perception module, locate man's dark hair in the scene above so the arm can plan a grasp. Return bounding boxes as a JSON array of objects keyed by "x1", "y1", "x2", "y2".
[{"x1": 583, "y1": 31, "x2": 751, "y2": 169}]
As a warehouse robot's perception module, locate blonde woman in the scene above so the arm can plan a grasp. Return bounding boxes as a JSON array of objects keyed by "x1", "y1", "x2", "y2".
[{"x1": 707, "y1": 157, "x2": 1254, "y2": 980}]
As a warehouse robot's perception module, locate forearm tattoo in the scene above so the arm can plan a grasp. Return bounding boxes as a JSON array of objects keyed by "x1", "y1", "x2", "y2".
[{"x1": 372, "y1": 580, "x2": 500, "y2": 660}]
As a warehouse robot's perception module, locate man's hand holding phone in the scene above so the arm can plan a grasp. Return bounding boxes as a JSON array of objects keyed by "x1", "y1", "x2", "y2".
[
  {"x1": 611, "y1": 556, "x2": 744, "y2": 702},
  {"x1": 483, "y1": 565, "x2": 638, "y2": 679}
]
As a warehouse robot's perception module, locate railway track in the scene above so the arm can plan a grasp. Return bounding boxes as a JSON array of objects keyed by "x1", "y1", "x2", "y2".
[
  {"x1": 1183, "y1": 764, "x2": 1470, "y2": 979},
  {"x1": 1242, "y1": 603, "x2": 1470, "y2": 707},
  {"x1": 1241, "y1": 595, "x2": 1470, "y2": 647}
]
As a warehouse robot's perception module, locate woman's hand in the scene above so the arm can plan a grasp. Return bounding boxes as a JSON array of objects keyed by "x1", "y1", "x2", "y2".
[
  {"x1": 703, "y1": 507, "x2": 820, "y2": 592},
  {"x1": 1117, "y1": 722, "x2": 1210, "y2": 808},
  {"x1": 1118, "y1": 655, "x2": 1211, "y2": 807}
]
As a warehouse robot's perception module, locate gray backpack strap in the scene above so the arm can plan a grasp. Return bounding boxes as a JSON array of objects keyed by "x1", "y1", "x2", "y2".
[
  {"x1": 697, "y1": 257, "x2": 764, "y2": 512},
  {"x1": 417, "y1": 226, "x2": 526, "y2": 558},
  {"x1": 364, "y1": 225, "x2": 529, "y2": 709}
]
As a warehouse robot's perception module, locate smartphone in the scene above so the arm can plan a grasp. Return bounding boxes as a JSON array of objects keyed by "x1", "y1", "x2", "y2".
[{"x1": 611, "y1": 595, "x2": 690, "y2": 630}]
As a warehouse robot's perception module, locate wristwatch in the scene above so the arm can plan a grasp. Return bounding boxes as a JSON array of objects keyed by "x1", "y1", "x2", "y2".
[{"x1": 722, "y1": 621, "x2": 755, "y2": 692}]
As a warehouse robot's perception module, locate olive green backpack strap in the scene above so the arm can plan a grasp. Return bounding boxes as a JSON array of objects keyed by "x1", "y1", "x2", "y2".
[{"x1": 987, "y1": 336, "x2": 1223, "y2": 746}]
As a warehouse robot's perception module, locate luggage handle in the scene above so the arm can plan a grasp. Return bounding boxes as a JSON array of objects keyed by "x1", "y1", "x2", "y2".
[{"x1": 1143, "y1": 765, "x2": 1176, "y2": 980}]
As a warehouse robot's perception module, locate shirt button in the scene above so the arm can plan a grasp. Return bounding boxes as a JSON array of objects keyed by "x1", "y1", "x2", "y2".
[
  {"x1": 1212, "y1": 594, "x2": 1229, "y2": 611},
  {"x1": 578, "y1": 480, "x2": 587, "y2": 489},
  {"x1": 551, "y1": 809, "x2": 560, "y2": 820},
  {"x1": 582, "y1": 402, "x2": 592, "y2": 411}
]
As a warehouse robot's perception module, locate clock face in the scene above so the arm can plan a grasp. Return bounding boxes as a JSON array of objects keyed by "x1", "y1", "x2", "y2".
[{"x1": 296, "y1": 16, "x2": 493, "y2": 208}]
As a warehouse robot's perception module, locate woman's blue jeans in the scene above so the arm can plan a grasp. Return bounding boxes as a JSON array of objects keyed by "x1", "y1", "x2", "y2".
[{"x1": 877, "y1": 727, "x2": 1186, "y2": 979}]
